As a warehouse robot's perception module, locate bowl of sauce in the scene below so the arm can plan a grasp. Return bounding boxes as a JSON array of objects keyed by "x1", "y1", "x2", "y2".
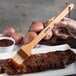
[{"x1": 0, "y1": 37, "x2": 15, "y2": 53}]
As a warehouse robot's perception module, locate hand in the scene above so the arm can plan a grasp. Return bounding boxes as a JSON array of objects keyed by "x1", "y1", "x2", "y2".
[
  {"x1": 53, "y1": 17, "x2": 76, "y2": 39},
  {"x1": 24, "y1": 17, "x2": 76, "y2": 44},
  {"x1": 55, "y1": 17, "x2": 76, "y2": 30}
]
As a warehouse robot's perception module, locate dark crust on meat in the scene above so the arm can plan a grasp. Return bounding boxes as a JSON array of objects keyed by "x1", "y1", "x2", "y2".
[
  {"x1": 0, "y1": 49, "x2": 76, "y2": 75},
  {"x1": 0, "y1": 59, "x2": 8, "y2": 73},
  {"x1": 7, "y1": 50, "x2": 76, "y2": 75}
]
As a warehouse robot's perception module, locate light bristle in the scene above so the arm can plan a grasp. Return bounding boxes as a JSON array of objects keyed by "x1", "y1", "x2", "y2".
[
  {"x1": 12, "y1": 53, "x2": 24, "y2": 64},
  {"x1": 0, "y1": 74, "x2": 3, "y2": 76}
]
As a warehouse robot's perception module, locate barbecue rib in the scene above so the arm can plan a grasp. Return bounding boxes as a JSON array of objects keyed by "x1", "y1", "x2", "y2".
[{"x1": 0, "y1": 49, "x2": 75, "y2": 75}]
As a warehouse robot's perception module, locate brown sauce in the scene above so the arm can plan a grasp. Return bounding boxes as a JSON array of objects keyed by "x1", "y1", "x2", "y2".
[{"x1": 0, "y1": 39, "x2": 13, "y2": 47}]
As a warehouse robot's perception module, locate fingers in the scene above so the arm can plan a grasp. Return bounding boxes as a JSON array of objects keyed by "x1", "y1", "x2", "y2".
[
  {"x1": 54, "y1": 30, "x2": 69, "y2": 39},
  {"x1": 43, "y1": 31, "x2": 53, "y2": 40},
  {"x1": 55, "y1": 17, "x2": 71, "y2": 28},
  {"x1": 54, "y1": 20, "x2": 69, "y2": 28},
  {"x1": 55, "y1": 17, "x2": 76, "y2": 31},
  {"x1": 53, "y1": 26, "x2": 69, "y2": 39}
]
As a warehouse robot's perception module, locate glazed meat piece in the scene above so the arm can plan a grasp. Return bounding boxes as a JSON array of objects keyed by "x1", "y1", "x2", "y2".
[
  {"x1": 53, "y1": 27, "x2": 70, "y2": 39},
  {"x1": 0, "y1": 59, "x2": 9, "y2": 73},
  {"x1": 0, "y1": 64, "x2": 5, "y2": 73},
  {"x1": 5, "y1": 50, "x2": 76, "y2": 75},
  {"x1": 23, "y1": 52, "x2": 64, "y2": 73},
  {"x1": 54, "y1": 50, "x2": 76, "y2": 65}
]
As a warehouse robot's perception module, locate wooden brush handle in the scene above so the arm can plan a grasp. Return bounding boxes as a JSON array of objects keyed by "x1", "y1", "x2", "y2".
[
  {"x1": 30, "y1": 3, "x2": 74, "y2": 46},
  {"x1": 21, "y1": 3, "x2": 74, "y2": 55}
]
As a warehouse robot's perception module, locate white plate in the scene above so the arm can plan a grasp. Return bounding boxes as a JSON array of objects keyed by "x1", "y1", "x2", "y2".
[{"x1": 1, "y1": 44, "x2": 76, "y2": 76}]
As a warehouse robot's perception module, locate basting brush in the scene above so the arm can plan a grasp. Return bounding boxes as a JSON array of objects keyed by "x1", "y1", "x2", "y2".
[{"x1": 9, "y1": 3, "x2": 74, "y2": 69}]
